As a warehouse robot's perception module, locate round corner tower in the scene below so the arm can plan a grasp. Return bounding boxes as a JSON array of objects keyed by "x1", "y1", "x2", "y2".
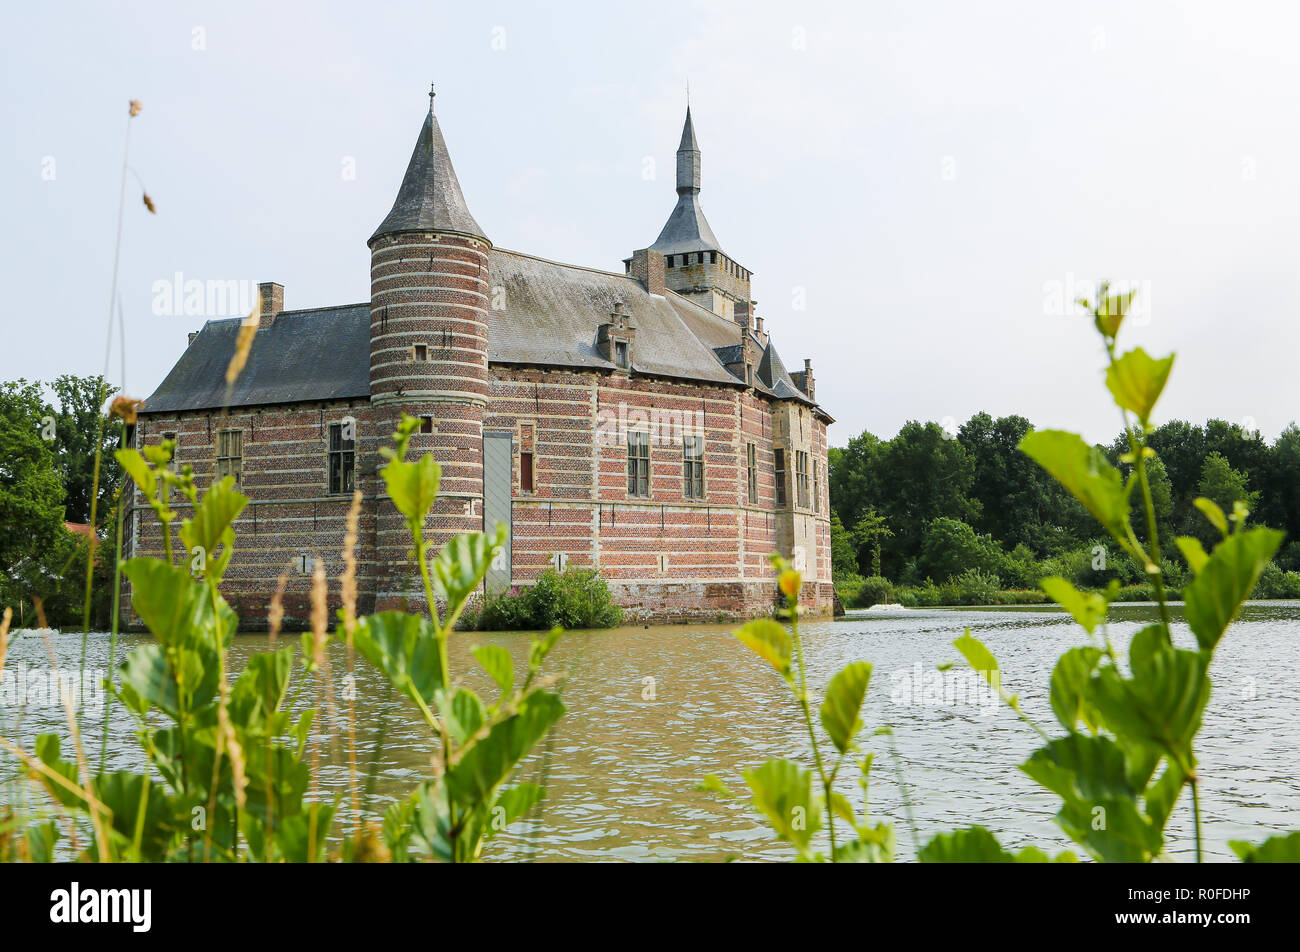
[{"x1": 368, "y1": 86, "x2": 491, "y2": 609}]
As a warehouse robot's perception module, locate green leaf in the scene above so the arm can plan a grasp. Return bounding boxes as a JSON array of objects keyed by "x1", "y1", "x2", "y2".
[
  {"x1": 697, "y1": 775, "x2": 736, "y2": 797},
  {"x1": 444, "y1": 690, "x2": 566, "y2": 810},
  {"x1": 1049, "y1": 646, "x2": 1103, "y2": 732},
  {"x1": 23, "y1": 820, "x2": 60, "y2": 863},
  {"x1": 121, "y1": 558, "x2": 202, "y2": 647},
  {"x1": 1105, "y1": 348, "x2": 1174, "y2": 423},
  {"x1": 442, "y1": 687, "x2": 487, "y2": 745},
  {"x1": 381, "y1": 454, "x2": 441, "y2": 525},
  {"x1": 228, "y1": 647, "x2": 294, "y2": 729},
  {"x1": 433, "y1": 525, "x2": 506, "y2": 611},
  {"x1": 742, "y1": 758, "x2": 823, "y2": 857},
  {"x1": 1021, "y1": 735, "x2": 1164, "y2": 862},
  {"x1": 119, "y1": 643, "x2": 181, "y2": 717},
  {"x1": 528, "y1": 626, "x2": 563, "y2": 674},
  {"x1": 819, "y1": 661, "x2": 873, "y2": 754},
  {"x1": 485, "y1": 783, "x2": 545, "y2": 840},
  {"x1": 91, "y1": 771, "x2": 178, "y2": 861},
  {"x1": 472, "y1": 644, "x2": 514, "y2": 698},
  {"x1": 179, "y1": 477, "x2": 248, "y2": 581},
  {"x1": 1091, "y1": 643, "x2": 1210, "y2": 760},
  {"x1": 1020, "y1": 430, "x2": 1131, "y2": 541},
  {"x1": 114, "y1": 448, "x2": 157, "y2": 498},
  {"x1": 1182, "y1": 527, "x2": 1284, "y2": 653},
  {"x1": 734, "y1": 619, "x2": 792, "y2": 678},
  {"x1": 1175, "y1": 537, "x2": 1209, "y2": 575},
  {"x1": 833, "y1": 823, "x2": 895, "y2": 863},
  {"x1": 1040, "y1": 576, "x2": 1109, "y2": 635},
  {"x1": 1193, "y1": 497, "x2": 1229, "y2": 537},
  {"x1": 32, "y1": 734, "x2": 79, "y2": 809},
  {"x1": 1230, "y1": 831, "x2": 1300, "y2": 862},
  {"x1": 919, "y1": 826, "x2": 1015, "y2": 863},
  {"x1": 353, "y1": 612, "x2": 446, "y2": 718},
  {"x1": 953, "y1": 631, "x2": 999, "y2": 688}
]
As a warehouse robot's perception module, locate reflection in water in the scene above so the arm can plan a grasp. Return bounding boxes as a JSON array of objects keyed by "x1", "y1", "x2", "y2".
[{"x1": 4, "y1": 601, "x2": 1299, "y2": 861}]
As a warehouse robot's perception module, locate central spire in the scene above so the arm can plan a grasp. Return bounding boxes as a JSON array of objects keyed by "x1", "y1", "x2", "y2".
[
  {"x1": 369, "y1": 88, "x2": 488, "y2": 245},
  {"x1": 651, "y1": 105, "x2": 720, "y2": 255},
  {"x1": 676, "y1": 107, "x2": 701, "y2": 194}
]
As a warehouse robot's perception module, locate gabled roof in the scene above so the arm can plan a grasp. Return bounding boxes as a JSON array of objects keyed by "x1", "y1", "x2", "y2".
[
  {"x1": 370, "y1": 96, "x2": 487, "y2": 244},
  {"x1": 142, "y1": 306, "x2": 371, "y2": 414}
]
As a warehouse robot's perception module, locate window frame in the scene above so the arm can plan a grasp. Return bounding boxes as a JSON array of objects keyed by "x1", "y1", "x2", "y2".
[
  {"x1": 795, "y1": 450, "x2": 810, "y2": 508},
  {"x1": 627, "y1": 429, "x2": 650, "y2": 497},
  {"x1": 746, "y1": 442, "x2": 757, "y2": 505},
  {"x1": 327, "y1": 422, "x2": 355, "y2": 495},
  {"x1": 215, "y1": 428, "x2": 243, "y2": 489},
  {"x1": 774, "y1": 447, "x2": 787, "y2": 508},
  {"x1": 683, "y1": 434, "x2": 705, "y2": 500}
]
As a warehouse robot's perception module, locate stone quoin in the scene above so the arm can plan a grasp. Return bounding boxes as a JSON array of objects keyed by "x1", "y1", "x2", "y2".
[{"x1": 123, "y1": 90, "x2": 834, "y2": 626}]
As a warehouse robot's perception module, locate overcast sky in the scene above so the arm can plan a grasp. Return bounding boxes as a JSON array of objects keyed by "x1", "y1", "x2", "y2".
[{"x1": 4, "y1": 0, "x2": 1298, "y2": 447}]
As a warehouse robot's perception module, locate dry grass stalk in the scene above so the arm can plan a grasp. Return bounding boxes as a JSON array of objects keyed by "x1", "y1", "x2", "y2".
[
  {"x1": 224, "y1": 296, "x2": 262, "y2": 385},
  {"x1": 339, "y1": 490, "x2": 363, "y2": 844},
  {"x1": 267, "y1": 570, "x2": 289, "y2": 643}
]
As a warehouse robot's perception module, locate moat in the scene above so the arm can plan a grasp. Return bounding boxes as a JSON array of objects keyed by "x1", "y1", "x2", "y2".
[{"x1": 6, "y1": 602, "x2": 1298, "y2": 861}]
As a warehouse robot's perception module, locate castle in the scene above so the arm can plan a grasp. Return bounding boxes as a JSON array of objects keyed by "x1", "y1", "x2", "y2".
[{"x1": 125, "y1": 90, "x2": 833, "y2": 625}]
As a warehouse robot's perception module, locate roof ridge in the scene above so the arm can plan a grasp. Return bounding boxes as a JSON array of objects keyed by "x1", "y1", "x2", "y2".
[{"x1": 491, "y1": 246, "x2": 640, "y2": 283}]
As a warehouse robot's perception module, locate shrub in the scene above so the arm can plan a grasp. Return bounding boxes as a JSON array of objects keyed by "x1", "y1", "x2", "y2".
[
  {"x1": 1253, "y1": 561, "x2": 1300, "y2": 599},
  {"x1": 472, "y1": 567, "x2": 623, "y2": 631},
  {"x1": 834, "y1": 571, "x2": 866, "y2": 606},
  {"x1": 852, "y1": 576, "x2": 894, "y2": 609},
  {"x1": 952, "y1": 568, "x2": 1000, "y2": 605}
]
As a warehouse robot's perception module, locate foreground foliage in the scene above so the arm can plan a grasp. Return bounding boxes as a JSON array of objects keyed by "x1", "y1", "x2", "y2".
[{"x1": 1, "y1": 415, "x2": 565, "y2": 862}]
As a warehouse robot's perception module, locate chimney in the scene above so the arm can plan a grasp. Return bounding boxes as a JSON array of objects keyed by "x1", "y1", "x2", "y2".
[
  {"x1": 188, "y1": 330, "x2": 199, "y2": 346},
  {"x1": 626, "y1": 249, "x2": 666, "y2": 296},
  {"x1": 734, "y1": 298, "x2": 751, "y2": 331},
  {"x1": 258, "y1": 282, "x2": 284, "y2": 326},
  {"x1": 755, "y1": 315, "x2": 765, "y2": 336},
  {"x1": 792, "y1": 358, "x2": 816, "y2": 400}
]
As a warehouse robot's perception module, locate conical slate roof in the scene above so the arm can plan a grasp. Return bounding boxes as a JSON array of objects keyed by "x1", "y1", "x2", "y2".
[
  {"x1": 370, "y1": 96, "x2": 488, "y2": 244},
  {"x1": 650, "y1": 107, "x2": 722, "y2": 256}
]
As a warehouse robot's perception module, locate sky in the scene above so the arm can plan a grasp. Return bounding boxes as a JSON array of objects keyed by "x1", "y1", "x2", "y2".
[{"x1": 4, "y1": 0, "x2": 1299, "y2": 447}]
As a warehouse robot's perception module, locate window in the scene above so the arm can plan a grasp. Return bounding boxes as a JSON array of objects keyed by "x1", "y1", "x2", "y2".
[
  {"x1": 627, "y1": 430, "x2": 650, "y2": 497},
  {"x1": 745, "y1": 363, "x2": 753, "y2": 386},
  {"x1": 709, "y1": 251, "x2": 717, "y2": 264},
  {"x1": 519, "y1": 423, "x2": 536, "y2": 492},
  {"x1": 683, "y1": 435, "x2": 704, "y2": 499},
  {"x1": 774, "y1": 448, "x2": 787, "y2": 507},
  {"x1": 328, "y1": 422, "x2": 355, "y2": 494},
  {"x1": 665, "y1": 255, "x2": 674, "y2": 268},
  {"x1": 813, "y1": 460, "x2": 820, "y2": 513},
  {"x1": 746, "y1": 442, "x2": 757, "y2": 504},
  {"x1": 419, "y1": 415, "x2": 434, "y2": 434},
  {"x1": 414, "y1": 343, "x2": 428, "y2": 361},
  {"x1": 614, "y1": 340, "x2": 629, "y2": 369},
  {"x1": 796, "y1": 451, "x2": 810, "y2": 508},
  {"x1": 216, "y1": 429, "x2": 243, "y2": 488}
]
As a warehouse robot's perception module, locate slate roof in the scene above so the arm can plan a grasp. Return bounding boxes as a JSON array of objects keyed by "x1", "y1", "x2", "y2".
[
  {"x1": 485, "y1": 248, "x2": 737, "y2": 385},
  {"x1": 141, "y1": 305, "x2": 371, "y2": 414},
  {"x1": 370, "y1": 99, "x2": 488, "y2": 244}
]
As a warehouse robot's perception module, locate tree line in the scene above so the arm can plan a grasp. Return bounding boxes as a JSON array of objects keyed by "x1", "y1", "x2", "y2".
[{"x1": 829, "y1": 413, "x2": 1300, "y2": 602}]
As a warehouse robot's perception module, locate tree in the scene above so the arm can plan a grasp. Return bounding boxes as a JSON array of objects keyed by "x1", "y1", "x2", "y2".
[
  {"x1": 917, "y1": 517, "x2": 1001, "y2": 582},
  {"x1": 1192, "y1": 451, "x2": 1260, "y2": 546},
  {"x1": 829, "y1": 512, "x2": 858, "y2": 579},
  {"x1": 870, "y1": 421, "x2": 978, "y2": 575},
  {"x1": 852, "y1": 508, "x2": 892, "y2": 578},
  {"x1": 0, "y1": 379, "x2": 69, "y2": 620},
  {"x1": 958, "y1": 412, "x2": 1057, "y2": 549},
  {"x1": 49, "y1": 374, "x2": 120, "y2": 525}
]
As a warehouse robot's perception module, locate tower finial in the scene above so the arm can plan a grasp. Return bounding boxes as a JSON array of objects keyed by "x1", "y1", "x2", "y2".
[{"x1": 429, "y1": 82, "x2": 436, "y2": 112}]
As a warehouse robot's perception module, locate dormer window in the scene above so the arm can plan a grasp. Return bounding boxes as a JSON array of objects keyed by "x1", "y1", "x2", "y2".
[{"x1": 615, "y1": 340, "x2": 629, "y2": 369}]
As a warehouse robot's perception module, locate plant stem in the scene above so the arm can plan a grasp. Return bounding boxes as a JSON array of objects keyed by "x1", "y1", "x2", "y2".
[{"x1": 788, "y1": 601, "x2": 835, "y2": 859}]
